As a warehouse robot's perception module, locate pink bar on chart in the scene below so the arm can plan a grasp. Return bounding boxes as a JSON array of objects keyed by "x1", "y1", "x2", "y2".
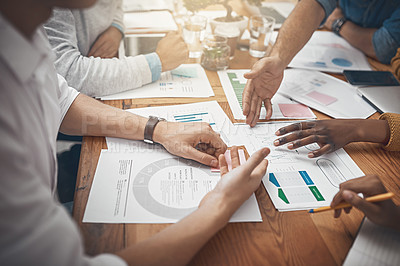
[
  {"x1": 211, "y1": 149, "x2": 246, "y2": 172},
  {"x1": 278, "y1": 103, "x2": 314, "y2": 117},
  {"x1": 306, "y1": 91, "x2": 337, "y2": 105}
]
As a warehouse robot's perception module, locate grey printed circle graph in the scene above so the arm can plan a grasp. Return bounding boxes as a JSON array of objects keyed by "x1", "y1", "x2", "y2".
[{"x1": 132, "y1": 157, "x2": 217, "y2": 219}]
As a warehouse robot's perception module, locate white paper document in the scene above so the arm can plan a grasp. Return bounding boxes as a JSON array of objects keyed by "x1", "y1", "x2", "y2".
[
  {"x1": 83, "y1": 145, "x2": 262, "y2": 223},
  {"x1": 234, "y1": 122, "x2": 365, "y2": 211},
  {"x1": 105, "y1": 101, "x2": 241, "y2": 150},
  {"x1": 124, "y1": 11, "x2": 178, "y2": 34},
  {"x1": 287, "y1": 31, "x2": 371, "y2": 73},
  {"x1": 278, "y1": 69, "x2": 376, "y2": 119},
  {"x1": 344, "y1": 218, "x2": 400, "y2": 266},
  {"x1": 100, "y1": 64, "x2": 214, "y2": 100},
  {"x1": 218, "y1": 69, "x2": 316, "y2": 120}
]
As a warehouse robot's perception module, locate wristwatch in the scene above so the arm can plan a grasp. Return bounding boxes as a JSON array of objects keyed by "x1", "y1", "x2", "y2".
[
  {"x1": 332, "y1": 17, "x2": 347, "y2": 36},
  {"x1": 144, "y1": 116, "x2": 166, "y2": 144}
]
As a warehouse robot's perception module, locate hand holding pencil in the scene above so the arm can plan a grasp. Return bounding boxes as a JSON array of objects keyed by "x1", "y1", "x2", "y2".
[{"x1": 326, "y1": 175, "x2": 400, "y2": 231}]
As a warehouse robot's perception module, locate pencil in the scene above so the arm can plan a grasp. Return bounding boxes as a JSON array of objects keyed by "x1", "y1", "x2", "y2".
[{"x1": 308, "y1": 192, "x2": 394, "y2": 213}]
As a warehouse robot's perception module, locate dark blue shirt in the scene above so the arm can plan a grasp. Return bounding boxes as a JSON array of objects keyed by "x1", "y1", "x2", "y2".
[{"x1": 317, "y1": 0, "x2": 400, "y2": 64}]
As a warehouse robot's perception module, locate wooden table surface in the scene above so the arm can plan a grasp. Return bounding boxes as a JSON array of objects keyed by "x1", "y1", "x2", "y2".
[{"x1": 72, "y1": 18, "x2": 400, "y2": 266}]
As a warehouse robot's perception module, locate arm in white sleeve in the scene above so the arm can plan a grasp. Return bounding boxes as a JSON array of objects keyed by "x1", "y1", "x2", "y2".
[{"x1": 44, "y1": 8, "x2": 154, "y2": 97}]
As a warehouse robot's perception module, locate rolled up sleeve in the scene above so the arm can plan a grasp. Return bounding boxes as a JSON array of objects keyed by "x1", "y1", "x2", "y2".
[
  {"x1": 372, "y1": 8, "x2": 400, "y2": 64},
  {"x1": 315, "y1": 0, "x2": 338, "y2": 25}
]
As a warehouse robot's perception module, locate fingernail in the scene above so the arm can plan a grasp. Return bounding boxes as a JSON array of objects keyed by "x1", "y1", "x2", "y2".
[
  {"x1": 211, "y1": 160, "x2": 218, "y2": 168},
  {"x1": 275, "y1": 131, "x2": 280, "y2": 136},
  {"x1": 308, "y1": 152, "x2": 314, "y2": 158},
  {"x1": 288, "y1": 143, "x2": 293, "y2": 149},
  {"x1": 273, "y1": 140, "x2": 280, "y2": 146},
  {"x1": 343, "y1": 190, "x2": 353, "y2": 201},
  {"x1": 262, "y1": 148, "x2": 269, "y2": 156}
]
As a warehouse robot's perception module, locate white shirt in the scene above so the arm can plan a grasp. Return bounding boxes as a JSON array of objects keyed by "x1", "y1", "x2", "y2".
[{"x1": 0, "y1": 14, "x2": 126, "y2": 266}]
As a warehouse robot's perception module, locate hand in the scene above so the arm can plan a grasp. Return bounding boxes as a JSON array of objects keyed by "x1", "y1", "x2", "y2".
[
  {"x1": 88, "y1": 26, "x2": 123, "y2": 58},
  {"x1": 331, "y1": 175, "x2": 400, "y2": 231},
  {"x1": 156, "y1": 32, "x2": 188, "y2": 72},
  {"x1": 274, "y1": 120, "x2": 365, "y2": 158},
  {"x1": 242, "y1": 56, "x2": 285, "y2": 126},
  {"x1": 200, "y1": 146, "x2": 270, "y2": 214},
  {"x1": 324, "y1": 7, "x2": 344, "y2": 31},
  {"x1": 153, "y1": 121, "x2": 227, "y2": 168}
]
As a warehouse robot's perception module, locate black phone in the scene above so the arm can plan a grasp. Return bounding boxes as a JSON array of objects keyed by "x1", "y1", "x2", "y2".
[{"x1": 343, "y1": 70, "x2": 400, "y2": 86}]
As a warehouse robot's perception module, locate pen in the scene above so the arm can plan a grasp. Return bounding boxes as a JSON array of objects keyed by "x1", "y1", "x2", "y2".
[{"x1": 308, "y1": 192, "x2": 394, "y2": 213}]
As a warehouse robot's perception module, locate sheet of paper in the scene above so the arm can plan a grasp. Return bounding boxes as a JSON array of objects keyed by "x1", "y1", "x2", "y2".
[
  {"x1": 278, "y1": 69, "x2": 376, "y2": 119},
  {"x1": 100, "y1": 64, "x2": 214, "y2": 100},
  {"x1": 344, "y1": 218, "x2": 400, "y2": 266},
  {"x1": 286, "y1": 31, "x2": 371, "y2": 73},
  {"x1": 105, "y1": 101, "x2": 241, "y2": 150},
  {"x1": 124, "y1": 11, "x2": 178, "y2": 34},
  {"x1": 234, "y1": 121, "x2": 365, "y2": 211},
  {"x1": 218, "y1": 69, "x2": 316, "y2": 120},
  {"x1": 123, "y1": 0, "x2": 173, "y2": 12},
  {"x1": 83, "y1": 145, "x2": 262, "y2": 223}
]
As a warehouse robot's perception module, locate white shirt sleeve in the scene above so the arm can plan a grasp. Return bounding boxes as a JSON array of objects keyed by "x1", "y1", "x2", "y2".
[{"x1": 57, "y1": 73, "x2": 79, "y2": 125}]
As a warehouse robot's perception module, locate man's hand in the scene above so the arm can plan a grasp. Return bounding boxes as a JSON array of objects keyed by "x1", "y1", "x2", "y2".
[
  {"x1": 156, "y1": 32, "x2": 188, "y2": 72},
  {"x1": 331, "y1": 175, "x2": 400, "y2": 231},
  {"x1": 153, "y1": 121, "x2": 227, "y2": 168},
  {"x1": 324, "y1": 7, "x2": 344, "y2": 31},
  {"x1": 88, "y1": 26, "x2": 123, "y2": 58},
  {"x1": 200, "y1": 146, "x2": 269, "y2": 213},
  {"x1": 242, "y1": 56, "x2": 285, "y2": 126}
]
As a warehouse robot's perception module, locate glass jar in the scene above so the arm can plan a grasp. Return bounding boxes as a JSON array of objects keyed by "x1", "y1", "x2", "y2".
[{"x1": 201, "y1": 35, "x2": 230, "y2": 71}]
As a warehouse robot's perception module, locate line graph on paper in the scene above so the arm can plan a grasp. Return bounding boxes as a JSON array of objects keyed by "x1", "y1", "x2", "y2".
[{"x1": 242, "y1": 123, "x2": 299, "y2": 164}]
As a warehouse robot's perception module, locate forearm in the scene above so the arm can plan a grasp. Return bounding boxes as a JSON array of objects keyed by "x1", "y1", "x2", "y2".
[
  {"x1": 339, "y1": 22, "x2": 377, "y2": 59},
  {"x1": 356, "y1": 119, "x2": 390, "y2": 144},
  {"x1": 116, "y1": 196, "x2": 231, "y2": 266},
  {"x1": 60, "y1": 94, "x2": 147, "y2": 140},
  {"x1": 271, "y1": 0, "x2": 325, "y2": 66}
]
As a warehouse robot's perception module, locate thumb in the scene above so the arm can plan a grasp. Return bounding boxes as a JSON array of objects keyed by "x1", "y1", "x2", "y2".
[
  {"x1": 242, "y1": 148, "x2": 270, "y2": 175},
  {"x1": 185, "y1": 146, "x2": 219, "y2": 168},
  {"x1": 244, "y1": 61, "x2": 265, "y2": 79},
  {"x1": 342, "y1": 190, "x2": 379, "y2": 216}
]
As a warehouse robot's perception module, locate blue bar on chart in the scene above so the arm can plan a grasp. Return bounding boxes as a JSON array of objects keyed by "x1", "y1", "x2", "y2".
[{"x1": 173, "y1": 112, "x2": 216, "y2": 126}]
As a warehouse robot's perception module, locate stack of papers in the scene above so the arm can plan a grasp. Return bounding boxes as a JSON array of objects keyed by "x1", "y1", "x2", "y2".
[
  {"x1": 100, "y1": 64, "x2": 214, "y2": 100},
  {"x1": 124, "y1": 11, "x2": 178, "y2": 34},
  {"x1": 84, "y1": 101, "x2": 263, "y2": 223},
  {"x1": 287, "y1": 31, "x2": 371, "y2": 73},
  {"x1": 234, "y1": 121, "x2": 365, "y2": 211},
  {"x1": 278, "y1": 69, "x2": 376, "y2": 119},
  {"x1": 218, "y1": 69, "x2": 316, "y2": 120}
]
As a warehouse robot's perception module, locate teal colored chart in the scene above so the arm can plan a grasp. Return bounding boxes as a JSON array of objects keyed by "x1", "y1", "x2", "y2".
[{"x1": 269, "y1": 171, "x2": 325, "y2": 204}]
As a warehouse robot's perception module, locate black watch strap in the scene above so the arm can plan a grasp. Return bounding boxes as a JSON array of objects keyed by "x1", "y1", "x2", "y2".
[
  {"x1": 144, "y1": 116, "x2": 165, "y2": 144},
  {"x1": 332, "y1": 17, "x2": 347, "y2": 36}
]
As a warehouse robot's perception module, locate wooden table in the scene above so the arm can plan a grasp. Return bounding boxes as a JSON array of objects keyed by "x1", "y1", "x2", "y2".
[{"x1": 73, "y1": 33, "x2": 400, "y2": 266}]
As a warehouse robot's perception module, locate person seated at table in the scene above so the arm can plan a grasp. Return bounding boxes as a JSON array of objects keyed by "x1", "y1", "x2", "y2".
[
  {"x1": 241, "y1": 0, "x2": 400, "y2": 126},
  {"x1": 44, "y1": 0, "x2": 188, "y2": 97},
  {"x1": 0, "y1": 1, "x2": 271, "y2": 265},
  {"x1": 330, "y1": 175, "x2": 400, "y2": 231}
]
